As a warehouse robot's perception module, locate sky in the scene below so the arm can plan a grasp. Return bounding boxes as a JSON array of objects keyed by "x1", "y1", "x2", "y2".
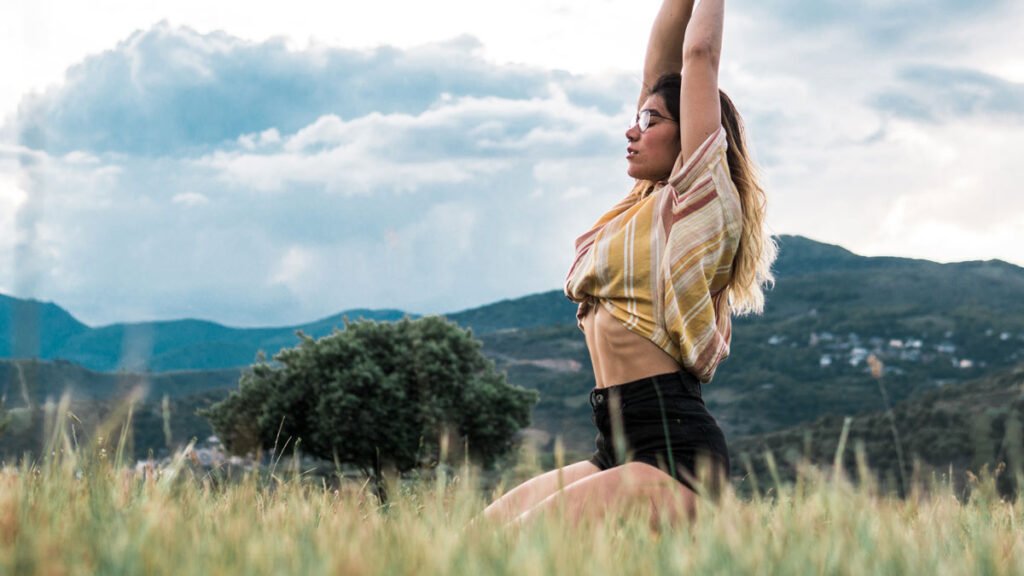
[{"x1": 1, "y1": 0, "x2": 1022, "y2": 327}]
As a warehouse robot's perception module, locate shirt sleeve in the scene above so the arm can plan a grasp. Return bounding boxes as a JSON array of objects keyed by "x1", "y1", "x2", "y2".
[{"x1": 660, "y1": 127, "x2": 740, "y2": 383}]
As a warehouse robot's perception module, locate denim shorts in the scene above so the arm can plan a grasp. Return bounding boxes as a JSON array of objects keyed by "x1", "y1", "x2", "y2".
[{"x1": 588, "y1": 370, "x2": 730, "y2": 495}]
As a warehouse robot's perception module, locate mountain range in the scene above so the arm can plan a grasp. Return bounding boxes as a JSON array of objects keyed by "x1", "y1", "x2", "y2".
[
  {"x1": 2, "y1": 235, "x2": 1024, "y2": 470},
  {"x1": 0, "y1": 285, "x2": 578, "y2": 374}
]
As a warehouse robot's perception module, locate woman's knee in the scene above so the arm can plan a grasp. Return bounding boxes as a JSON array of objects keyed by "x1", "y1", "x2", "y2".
[{"x1": 482, "y1": 460, "x2": 599, "y2": 522}]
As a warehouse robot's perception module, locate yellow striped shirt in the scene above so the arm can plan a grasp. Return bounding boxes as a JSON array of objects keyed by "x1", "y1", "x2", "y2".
[{"x1": 563, "y1": 126, "x2": 741, "y2": 383}]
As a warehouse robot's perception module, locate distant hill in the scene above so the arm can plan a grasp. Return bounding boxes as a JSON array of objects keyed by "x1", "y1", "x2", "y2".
[
  {"x1": 0, "y1": 299, "x2": 415, "y2": 372},
  {"x1": 729, "y1": 364, "x2": 1024, "y2": 495},
  {"x1": 0, "y1": 289, "x2": 578, "y2": 373},
  {"x1": 2, "y1": 234, "x2": 1024, "y2": 462},
  {"x1": 0, "y1": 295, "x2": 89, "y2": 359},
  {"x1": 712, "y1": 235, "x2": 1024, "y2": 435},
  {"x1": 0, "y1": 359, "x2": 240, "y2": 461},
  {"x1": 0, "y1": 358, "x2": 240, "y2": 404},
  {"x1": 472, "y1": 235, "x2": 1024, "y2": 453}
]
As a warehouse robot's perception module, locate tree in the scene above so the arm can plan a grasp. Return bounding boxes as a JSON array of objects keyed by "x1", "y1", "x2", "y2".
[{"x1": 200, "y1": 315, "x2": 538, "y2": 490}]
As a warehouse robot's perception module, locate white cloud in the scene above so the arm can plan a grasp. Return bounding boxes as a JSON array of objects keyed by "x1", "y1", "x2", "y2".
[
  {"x1": 0, "y1": 0, "x2": 657, "y2": 123},
  {"x1": 200, "y1": 92, "x2": 622, "y2": 196},
  {"x1": 8, "y1": 24, "x2": 607, "y2": 157},
  {"x1": 172, "y1": 191, "x2": 209, "y2": 207},
  {"x1": 62, "y1": 150, "x2": 101, "y2": 165},
  {"x1": 0, "y1": 26, "x2": 639, "y2": 325},
  {"x1": 0, "y1": 169, "x2": 27, "y2": 289},
  {"x1": 0, "y1": 11, "x2": 1022, "y2": 327},
  {"x1": 198, "y1": 147, "x2": 511, "y2": 196},
  {"x1": 271, "y1": 246, "x2": 316, "y2": 291},
  {"x1": 237, "y1": 128, "x2": 281, "y2": 151}
]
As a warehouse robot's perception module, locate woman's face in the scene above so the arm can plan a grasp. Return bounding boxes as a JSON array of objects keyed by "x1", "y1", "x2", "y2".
[{"x1": 625, "y1": 94, "x2": 681, "y2": 182}]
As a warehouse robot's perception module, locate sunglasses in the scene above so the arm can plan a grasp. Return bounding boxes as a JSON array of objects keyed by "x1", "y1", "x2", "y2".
[{"x1": 629, "y1": 109, "x2": 678, "y2": 133}]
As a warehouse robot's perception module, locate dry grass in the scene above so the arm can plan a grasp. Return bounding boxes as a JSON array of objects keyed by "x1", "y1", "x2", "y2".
[{"x1": 2, "y1": 395, "x2": 1024, "y2": 575}]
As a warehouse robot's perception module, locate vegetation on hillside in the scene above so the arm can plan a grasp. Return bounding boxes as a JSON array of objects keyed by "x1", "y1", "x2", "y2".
[{"x1": 731, "y1": 365, "x2": 1024, "y2": 497}]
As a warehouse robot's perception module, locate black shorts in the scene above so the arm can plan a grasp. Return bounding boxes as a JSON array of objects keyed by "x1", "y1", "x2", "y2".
[{"x1": 588, "y1": 370, "x2": 730, "y2": 495}]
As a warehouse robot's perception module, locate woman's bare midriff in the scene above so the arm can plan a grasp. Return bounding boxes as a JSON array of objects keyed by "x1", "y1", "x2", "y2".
[{"x1": 581, "y1": 298, "x2": 683, "y2": 389}]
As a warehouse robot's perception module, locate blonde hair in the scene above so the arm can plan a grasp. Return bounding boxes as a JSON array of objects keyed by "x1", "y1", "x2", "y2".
[
  {"x1": 647, "y1": 75, "x2": 777, "y2": 315},
  {"x1": 718, "y1": 89, "x2": 776, "y2": 315}
]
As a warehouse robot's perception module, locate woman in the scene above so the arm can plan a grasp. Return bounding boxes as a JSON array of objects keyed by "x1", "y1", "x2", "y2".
[{"x1": 482, "y1": 0, "x2": 775, "y2": 527}]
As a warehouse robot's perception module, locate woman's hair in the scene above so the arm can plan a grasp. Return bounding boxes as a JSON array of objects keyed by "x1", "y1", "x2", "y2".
[{"x1": 650, "y1": 73, "x2": 777, "y2": 315}]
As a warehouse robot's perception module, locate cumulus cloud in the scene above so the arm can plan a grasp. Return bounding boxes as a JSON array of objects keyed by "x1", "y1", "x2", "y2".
[
  {"x1": 1, "y1": 13, "x2": 1022, "y2": 327},
  {"x1": 172, "y1": 191, "x2": 209, "y2": 206},
  {"x1": 9, "y1": 23, "x2": 612, "y2": 157},
  {"x1": 873, "y1": 65, "x2": 1024, "y2": 124},
  {"x1": 1, "y1": 24, "x2": 635, "y2": 325},
  {"x1": 197, "y1": 92, "x2": 622, "y2": 196},
  {"x1": 738, "y1": 0, "x2": 1009, "y2": 48},
  {"x1": 709, "y1": 0, "x2": 1024, "y2": 270}
]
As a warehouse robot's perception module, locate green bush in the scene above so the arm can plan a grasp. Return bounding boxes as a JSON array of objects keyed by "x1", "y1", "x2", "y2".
[{"x1": 201, "y1": 315, "x2": 538, "y2": 480}]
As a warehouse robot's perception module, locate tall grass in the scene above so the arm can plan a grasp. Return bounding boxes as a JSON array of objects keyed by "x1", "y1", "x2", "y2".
[{"x1": 3, "y1": 394, "x2": 1024, "y2": 575}]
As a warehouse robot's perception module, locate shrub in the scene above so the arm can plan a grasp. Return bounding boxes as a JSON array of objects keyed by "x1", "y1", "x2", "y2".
[{"x1": 201, "y1": 315, "x2": 538, "y2": 483}]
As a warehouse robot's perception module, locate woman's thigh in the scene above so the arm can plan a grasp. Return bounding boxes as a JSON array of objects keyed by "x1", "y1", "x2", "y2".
[
  {"x1": 517, "y1": 462, "x2": 697, "y2": 528},
  {"x1": 481, "y1": 460, "x2": 600, "y2": 524}
]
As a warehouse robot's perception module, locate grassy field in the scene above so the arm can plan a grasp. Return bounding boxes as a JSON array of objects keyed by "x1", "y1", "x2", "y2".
[{"x1": 3, "y1": 399, "x2": 1024, "y2": 575}]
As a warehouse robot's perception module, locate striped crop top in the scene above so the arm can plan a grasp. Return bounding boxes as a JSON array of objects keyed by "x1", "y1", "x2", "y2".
[{"x1": 563, "y1": 126, "x2": 742, "y2": 383}]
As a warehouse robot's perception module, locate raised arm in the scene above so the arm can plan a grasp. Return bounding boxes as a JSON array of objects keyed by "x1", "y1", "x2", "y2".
[
  {"x1": 638, "y1": 0, "x2": 696, "y2": 110},
  {"x1": 678, "y1": 0, "x2": 724, "y2": 163}
]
